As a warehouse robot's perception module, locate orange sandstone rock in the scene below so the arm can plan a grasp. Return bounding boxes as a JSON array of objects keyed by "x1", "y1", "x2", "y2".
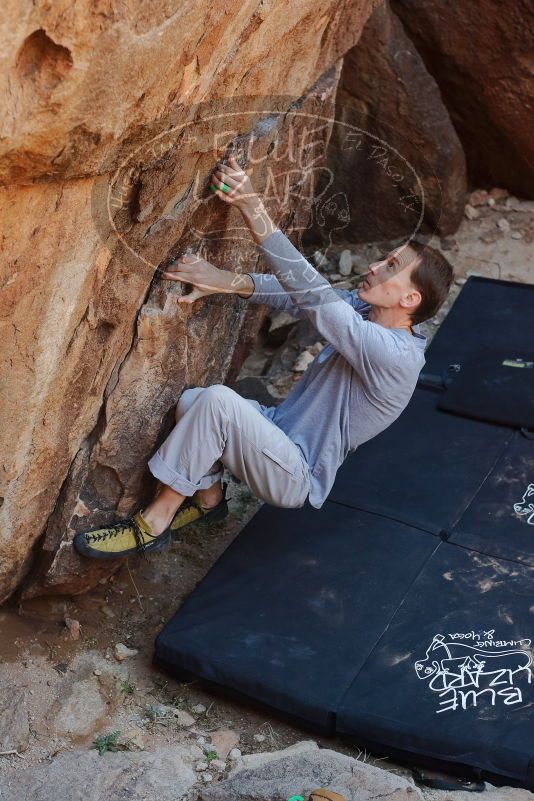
[{"x1": 1, "y1": 0, "x2": 378, "y2": 601}]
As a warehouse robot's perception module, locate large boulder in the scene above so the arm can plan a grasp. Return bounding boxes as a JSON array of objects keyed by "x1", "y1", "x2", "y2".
[
  {"x1": 391, "y1": 0, "x2": 534, "y2": 197},
  {"x1": 0, "y1": 0, "x2": 378, "y2": 602},
  {"x1": 313, "y1": 1, "x2": 466, "y2": 245}
]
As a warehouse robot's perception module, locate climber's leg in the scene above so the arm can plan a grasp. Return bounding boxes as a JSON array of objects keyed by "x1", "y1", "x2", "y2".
[
  {"x1": 174, "y1": 387, "x2": 224, "y2": 507},
  {"x1": 73, "y1": 384, "x2": 310, "y2": 560},
  {"x1": 147, "y1": 383, "x2": 310, "y2": 509}
]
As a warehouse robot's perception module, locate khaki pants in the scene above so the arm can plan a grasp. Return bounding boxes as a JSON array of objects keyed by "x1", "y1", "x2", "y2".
[{"x1": 147, "y1": 385, "x2": 311, "y2": 508}]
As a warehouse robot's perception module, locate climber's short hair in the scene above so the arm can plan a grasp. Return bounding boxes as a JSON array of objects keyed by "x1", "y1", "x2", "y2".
[{"x1": 406, "y1": 237, "x2": 454, "y2": 325}]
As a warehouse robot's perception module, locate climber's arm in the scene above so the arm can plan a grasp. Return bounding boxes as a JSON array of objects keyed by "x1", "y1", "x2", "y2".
[
  {"x1": 238, "y1": 200, "x2": 401, "y2": 380},
  {"x1": 244, "y1": 271, "x2": 353, "y2": 319},
  {"x1": 238, "y1": 196, "x2": 353, "y2": 317}
]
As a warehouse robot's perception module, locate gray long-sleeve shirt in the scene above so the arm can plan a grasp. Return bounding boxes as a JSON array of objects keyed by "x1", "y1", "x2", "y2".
[{"x1": 246, "y1": 228, "x2": 427, "y2": 509}]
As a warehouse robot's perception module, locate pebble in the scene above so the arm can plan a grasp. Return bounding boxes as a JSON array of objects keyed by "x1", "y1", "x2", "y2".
[
  {"x1": 309, "y1": 341, "x2": 325, "y2": 355},
  {"x1": 338, "y1": 249, "x2": 353, "y2": 276},
  {"x1": 253, "y1": 734, "x2": 266, "y2": 743},
  {"x1": 149, "y1": 703, "x2": 170, "y2": 717},
  {"x1": 229, "y1": 748, "x2": 242, "y2": 759},
  {"x1": 114, "y1": 643, "x2": 138, "y2": 661},
  {"x1": 209, "y1": 728, "x2": 240, "y2": 760},
  {"x1": 173, "y1": 709, "x2": 195, "y2": 727},
  {"x1": 121, "y1": 727, "x2": 145, "y2": 751},
  {"x1": 487, "y1": 197, "x2": 496, "y2": 207},
  {"x1": 210, "y1": 759, "x2": 227, "y2": 771},
  {"x1": 464, "y1": 204, "x2": 480, "y2": 220},
  {"x1": 191, "y1": 703, "x2": 206, "y2": 714},
  {"x1": 196, "y1": 761, "x2": 209, "y2": 771},
  {"x1": 469, "y1": 189, "x2": 488, "y2": 206},
  {"x1": 506, "y1": 197, "x2": 534, "y2": 212},
  {"x1": 480, "y1": 231, "x2": 501, "y2": 244},
  {"x1": 511, "y1": 231, "x2": 523, "y2": 240},
  {"x1": 64, "y1": 617, "x2": 81, "y2": 640},
  {"x1": 455, "y1": 277, "x2": 467, "y2": 286},
  {"x1": 313, "y1": 250, "x2": 330, "y2": 269},
  {"x1": 293, "y1": 351, "x2": 315, "y2": 372},
  {"x1": 489, "y1": 187, "x2": 509, "y2": 201},
  {"x1": 497, "y1": 217, "x2": 511, "y2": 231},
  {"x1": 197, "y1": 736, "x2": 206, "y2": 745},
  {"x1": 201, "y1": 772, "x2": 213, "y2": 783},
  {"x1": 328, "y1": 272, "x2": 341, "y2": 281}
]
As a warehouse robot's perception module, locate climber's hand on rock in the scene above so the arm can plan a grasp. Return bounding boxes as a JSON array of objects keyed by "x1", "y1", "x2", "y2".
[
  {"x1": 210, "y1": 154, "x2": 257, "y2": 211},
  {"x1": 161, "y1": 254, "x2": 227, "y2": 305}
]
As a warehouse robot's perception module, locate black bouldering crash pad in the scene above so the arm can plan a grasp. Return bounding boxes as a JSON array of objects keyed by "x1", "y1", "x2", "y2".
[{"x1": 154, "y1": 276, "x2": 534, "y2": 789}]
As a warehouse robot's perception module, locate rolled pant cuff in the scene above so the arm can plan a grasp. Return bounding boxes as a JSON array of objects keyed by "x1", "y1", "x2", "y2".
[{"x1": 147, "y1": 452, "x2": 224, "y2": 495}]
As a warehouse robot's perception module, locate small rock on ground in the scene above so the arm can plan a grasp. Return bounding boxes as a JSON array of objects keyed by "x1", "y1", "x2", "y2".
[
  {"x1": 0, "y1": 689, "x2": 29, "y2": 753},
  {"x1": 114, "y1": 642, "x2": 138, "y2": 661},
  {"x1": 464, "y1": 204, "x2": 480, "y2": 220},
  {"x1": 338, "y1": 250, "x2": 353, "y2": 276},
  {"x1": 209, "y1": 728, "x2": 240, "y2": 759},
  {"x1": 47, "y1": 653, "x2": 120, "y2": 738},
  {"x1": 53, "y1": 678, "x2": 107, "y2": 737},
  {"x1": 293, "y1": 351, "x2": 315, "y2": 372}
]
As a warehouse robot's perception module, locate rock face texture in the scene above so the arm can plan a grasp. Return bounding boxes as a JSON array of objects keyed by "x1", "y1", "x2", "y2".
[
  {"x1": 2, "y1": 0, "x2": 531, "y2": 603},
  {"x1": 319, "y1": 1, "x2": 467, "y2": 243},
  {"x1": 0, "y1": 0, "x2": 378, "y2": 602},
  {"x1": 200, "y1": 740, "x2": 421, "y2": 800},
  {"x1": 391, "y1": 0, "x2": 534, "y2": 197},
  {"x1": 3, "y1": 745, "x2": 198, "y2": 801}
]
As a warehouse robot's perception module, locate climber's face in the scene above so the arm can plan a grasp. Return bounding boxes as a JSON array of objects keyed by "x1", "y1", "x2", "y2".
[{"x1": 358, "y1": 244, "x2": 422, "y2": 312}]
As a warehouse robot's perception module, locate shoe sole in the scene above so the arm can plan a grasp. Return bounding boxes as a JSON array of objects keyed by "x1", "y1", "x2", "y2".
[
  {"x1": 73, "y1": 528, "x2": 171, "y2": 560},
  {"x1": 170, "y1": 503, "x2": 229, "y2": 539}
]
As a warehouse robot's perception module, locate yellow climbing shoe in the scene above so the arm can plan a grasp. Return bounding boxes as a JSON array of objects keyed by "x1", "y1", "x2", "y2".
[
  {"x1": 170, "y1": 481, "x2": 229, "y2": 533},
  {"x1": 73, "y1": 511, "x2": 171, "y2": 560}
]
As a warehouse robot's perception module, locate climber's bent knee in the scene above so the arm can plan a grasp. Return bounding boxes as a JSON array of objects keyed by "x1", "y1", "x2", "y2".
[{"x1": 175, "y1": 386, "x2": 209, "y2": 422}]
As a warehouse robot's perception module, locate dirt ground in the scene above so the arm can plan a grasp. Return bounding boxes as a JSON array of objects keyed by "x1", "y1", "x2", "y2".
[{"x1": 0, "y1": 189, "x2": 532, "y2": 792}]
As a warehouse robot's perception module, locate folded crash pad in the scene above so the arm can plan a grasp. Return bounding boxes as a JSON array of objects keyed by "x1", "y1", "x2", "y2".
[
  {"x1": 437, "y1": 350, "x2": 534, "y2": 430},
  {"x1": 421, "y1": 276, "x2": 534, "y2": 378}
]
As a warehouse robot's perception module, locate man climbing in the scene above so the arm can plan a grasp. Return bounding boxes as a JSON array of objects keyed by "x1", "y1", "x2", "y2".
[{"x1": 74, "y1": 156, "x2": 454, "y2": 559}]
